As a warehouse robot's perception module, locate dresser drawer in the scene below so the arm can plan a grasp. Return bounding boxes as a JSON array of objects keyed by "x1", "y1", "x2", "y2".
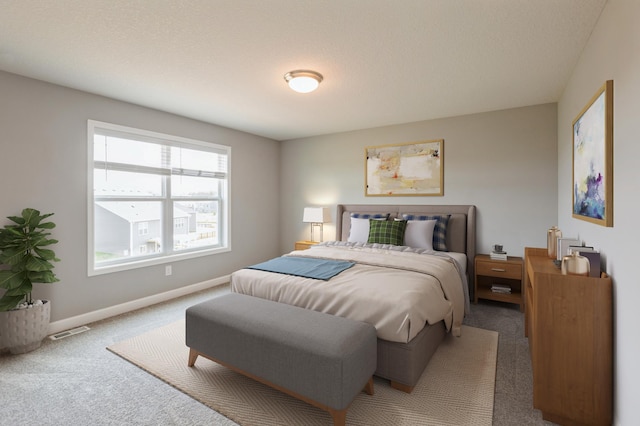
[{"x1": 476, "y1": 261, "x2": 522, "y2": 279}]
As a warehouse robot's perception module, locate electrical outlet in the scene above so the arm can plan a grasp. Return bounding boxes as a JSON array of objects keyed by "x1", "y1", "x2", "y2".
[{"x1": 165, "y1": 265, "x2": 172, "y2": 276}]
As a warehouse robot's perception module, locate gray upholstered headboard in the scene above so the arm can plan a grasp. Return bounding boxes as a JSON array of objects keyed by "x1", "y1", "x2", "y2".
[{"x1": 335, "y1": 204, "x2": 476, "y2": 283}]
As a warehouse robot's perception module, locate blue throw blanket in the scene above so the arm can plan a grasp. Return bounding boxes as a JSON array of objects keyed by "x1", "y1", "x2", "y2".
[{"x1": 246, "y1": 256, "x2": 355, "y2": 281}]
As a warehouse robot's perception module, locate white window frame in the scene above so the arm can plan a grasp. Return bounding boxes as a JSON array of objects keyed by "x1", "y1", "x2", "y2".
[{"x1": 87, "y1": 120, "x2": 231, "y2": 276}]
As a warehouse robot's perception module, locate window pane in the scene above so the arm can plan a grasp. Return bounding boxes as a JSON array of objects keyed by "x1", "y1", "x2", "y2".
[
  {"x1": 171, "y1": 146, "x2": 226, "y2": 173},
  {"x1": 94, "y1": 169, "x2": 163, "y2": 197},
  {"x1": 94, "y1": 134, "x2": 164, "y2": 169},
  {"x1": 94, "y1": 201, "x2": 163, "y2": 264},
  {"x1": 173, "y1": 201, "x2": 219, "y2": 251},
  {"x1": 171, "y1": 175, "x2": 219, "y2": 197},
  {"x1": 89, "y1": 120, "x2": 230, "y2": 275}
]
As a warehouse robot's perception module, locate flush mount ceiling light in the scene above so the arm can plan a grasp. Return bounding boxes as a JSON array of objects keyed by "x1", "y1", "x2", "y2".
[{"x1": 284, "y1": 70, "x2": 323, "y2": 93}]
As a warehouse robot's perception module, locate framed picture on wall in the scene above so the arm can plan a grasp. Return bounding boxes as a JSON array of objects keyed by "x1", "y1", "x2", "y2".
[
  {"x1": 572, "y1": 80, "x2": 613, "y2": 227},
  {"x1": 365, "y1": 139, "x2": 443, "y2": 196}
]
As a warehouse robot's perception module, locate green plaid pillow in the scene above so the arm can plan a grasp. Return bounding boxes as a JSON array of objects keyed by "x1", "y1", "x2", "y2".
[
  {"x1": 367, "y1": 219, "x2": 407, "y2": 246},
  {"x1": 401, "y1": 214, "x2": 450, "y2": 251}
]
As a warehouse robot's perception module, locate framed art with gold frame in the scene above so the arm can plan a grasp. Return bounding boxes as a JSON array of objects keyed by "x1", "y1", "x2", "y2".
[
  {"x1": 365, "y1": 139, "x2": 443, "y2": 196},
  {"x1": 572, "y1": 80, "x2": 613, "y2": 227}
]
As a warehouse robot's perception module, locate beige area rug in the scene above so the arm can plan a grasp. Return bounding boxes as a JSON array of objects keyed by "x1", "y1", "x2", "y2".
[{"x1": 108, "y1": 321, "x2": 498, "y2": 425}]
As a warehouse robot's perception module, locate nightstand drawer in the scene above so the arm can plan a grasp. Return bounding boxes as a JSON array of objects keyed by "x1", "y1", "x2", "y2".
[{"x1": 476, "y1": 261, "x2": 522, "y2": 279}]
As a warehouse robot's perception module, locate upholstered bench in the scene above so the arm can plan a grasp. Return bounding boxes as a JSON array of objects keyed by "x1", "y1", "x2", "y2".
[{"x1": 185, "y1": 293, "x2": 377, "y2": 426}]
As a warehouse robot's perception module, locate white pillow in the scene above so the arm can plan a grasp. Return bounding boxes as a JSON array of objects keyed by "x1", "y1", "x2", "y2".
[
  {"x1": 348, "y1": 217, "x2": 371, "y2": 243},
  {"x1": 404, "y1": 219, "x2": 437, "y2": 250}
]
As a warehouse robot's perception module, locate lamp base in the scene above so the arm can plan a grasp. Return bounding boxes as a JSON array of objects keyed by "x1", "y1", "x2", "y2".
[{"x1": 310, "y1": 222, "x2": 323, "y2": 243}]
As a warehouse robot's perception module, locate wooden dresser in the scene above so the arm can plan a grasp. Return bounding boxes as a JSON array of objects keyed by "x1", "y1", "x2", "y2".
[{"x1": 524, "y1": 247, "x2": 612, "y2": 426}]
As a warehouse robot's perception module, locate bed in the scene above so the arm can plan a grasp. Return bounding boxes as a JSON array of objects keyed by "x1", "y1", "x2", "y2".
[{"x1": 231, "y1": 204, "x2": 476, "y2": 392}]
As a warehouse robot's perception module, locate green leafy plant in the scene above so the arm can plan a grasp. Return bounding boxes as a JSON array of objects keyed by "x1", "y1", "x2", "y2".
[{"x1": 0, "y1": 208, "x2": 59, "y2": 311}]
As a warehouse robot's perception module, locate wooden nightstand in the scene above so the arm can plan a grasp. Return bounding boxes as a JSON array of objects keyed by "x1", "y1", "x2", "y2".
[
  {"x1": 474, "y1": 254, "x2": 524, "y2": 311},
  {"x1": 294, "y1": 240, "x2": 318, "y2": 250}
]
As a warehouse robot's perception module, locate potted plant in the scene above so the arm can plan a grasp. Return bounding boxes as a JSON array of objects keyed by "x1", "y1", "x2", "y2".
[{"x1": 0, "y1": 208, "x2": 59, "y2": 354}]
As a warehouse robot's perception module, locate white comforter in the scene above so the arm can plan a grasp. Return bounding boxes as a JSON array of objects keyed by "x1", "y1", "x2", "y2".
[{"x1": 230, "y1": 244, "x2": 466, "y2": 343}]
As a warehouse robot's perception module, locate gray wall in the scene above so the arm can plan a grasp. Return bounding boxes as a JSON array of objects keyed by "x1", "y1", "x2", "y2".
[
  {"x1": 280, "y1": 103, "x2": 558, "y2": 257},
  {"x1": 4, "y1": 3, "x2": 637, "y2": 419},
  {"x1": 557, "y1": 1, "x2": 639, "y2": 424},
  {"x1": 0, "y1": 71, "x2": 281, "y2": 323}
]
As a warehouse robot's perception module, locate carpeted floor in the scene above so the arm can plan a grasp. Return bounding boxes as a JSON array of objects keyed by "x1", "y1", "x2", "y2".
[
  {"x1": 0, "y1": 284, "x2": 557, "y2": 425},
  {"x1": 107, "y1": 321, "x2": 497, "y2": 425}
]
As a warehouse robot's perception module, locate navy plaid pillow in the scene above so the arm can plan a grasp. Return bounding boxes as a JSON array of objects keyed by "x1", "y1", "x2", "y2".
[
  {"x1": 402, "y1": 214, "x2": 450, "y2": 251},
  {"x1": 368, "y1": 219, "x2": 407, "y2": 246},
  {"x1": 351, "y1": 213, "x2": 389, "y2": 220}
]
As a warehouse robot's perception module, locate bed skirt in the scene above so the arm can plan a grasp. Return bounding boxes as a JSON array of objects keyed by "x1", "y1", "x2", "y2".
[{"x1": 375, "y1": 320, "x2": 447, "y2": 390}]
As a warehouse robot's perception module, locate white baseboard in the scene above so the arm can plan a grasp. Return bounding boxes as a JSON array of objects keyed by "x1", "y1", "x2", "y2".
[{"x1": 48, "y1": 275, "x2": 230, "y2": 335}]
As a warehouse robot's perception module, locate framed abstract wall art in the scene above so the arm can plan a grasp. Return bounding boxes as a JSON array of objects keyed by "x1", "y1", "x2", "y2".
[
  {"x1": 365, "y1": 139, "x2": 443, "y2": 196},
  {"x1": 572, "y1": 80, "x2": 613, "y2": 227}
]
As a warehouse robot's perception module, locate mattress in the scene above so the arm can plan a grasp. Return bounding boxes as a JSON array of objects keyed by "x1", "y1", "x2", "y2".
[{"x1": 231, "y1": 244, "x2": 466, "y2": 343}]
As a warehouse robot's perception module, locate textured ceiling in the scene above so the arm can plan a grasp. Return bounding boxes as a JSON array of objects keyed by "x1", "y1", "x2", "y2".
[{"x1": 0, "y1": 0, "x2": 607, "y2": 141}]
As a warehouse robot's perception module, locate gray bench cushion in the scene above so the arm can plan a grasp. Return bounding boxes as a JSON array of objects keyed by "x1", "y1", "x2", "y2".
[{"x1": 186, "y1": 293, "x2": 377, "y2": 411}]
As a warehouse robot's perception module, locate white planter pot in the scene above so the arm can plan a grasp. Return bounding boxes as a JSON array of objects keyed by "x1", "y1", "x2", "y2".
[{"x1": 0, "y1": 300, "x2": 51, "y2": 354}]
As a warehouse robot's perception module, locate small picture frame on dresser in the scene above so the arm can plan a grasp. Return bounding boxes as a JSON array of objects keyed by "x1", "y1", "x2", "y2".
[
  {"x1": 556, "y1": 237, "x2": 581, "y2": 261},
  {"x1": 579, "y1": 251, "x2": 602, "y2": 278}
]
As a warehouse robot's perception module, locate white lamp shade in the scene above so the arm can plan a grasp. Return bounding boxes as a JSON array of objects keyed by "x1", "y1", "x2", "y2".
[{"x1": 303, "y1": 207, "x2": 330, "y2": 223}]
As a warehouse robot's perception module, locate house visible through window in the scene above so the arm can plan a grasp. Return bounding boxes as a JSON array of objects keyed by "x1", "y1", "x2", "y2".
[
  {"x1": 88, "y1": 120, "x2": 230, "y2": 275},
  {"x1": 138, "y1": 221, "x2": 149, "y2": 236}
]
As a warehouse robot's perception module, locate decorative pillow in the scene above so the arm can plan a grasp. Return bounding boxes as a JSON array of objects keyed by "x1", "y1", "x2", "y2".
[
  {"x1": 350, "y1": 213, "x2": 390, "y2": 220},
  {"x1": 401, "y1": 214, "x2": 450, "y2": 251},
  {"x1": 347, "y1": 217, "x2": 371, "y2": 243},
  {"x1": 404, "y1": 219, "x2": 437, "y2": 250},
  {"x1": 347, "y1": 213, "x2": 390, "y2": 243},
  {"x1": 368, "y1": 219, "x2": 407, "y2": 246}
]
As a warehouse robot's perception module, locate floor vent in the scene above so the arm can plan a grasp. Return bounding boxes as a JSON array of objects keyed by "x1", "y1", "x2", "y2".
[{"x1": 49, "y1": 326, "x2": 91, "y2": 340}]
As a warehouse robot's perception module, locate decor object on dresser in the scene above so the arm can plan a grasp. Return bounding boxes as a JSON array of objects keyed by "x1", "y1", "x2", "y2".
[
  {"x1": 524, "y1": 247, "x2": 612, "y2": 426},
  {"x1": 302, "y1": 206, "x2": 330, "y2": 242},
  {"x1": 572, "y1": 80, "x2": 613, "y2": 227},
  {"x1": 0, "y1": 208, "x2": 60, "y2": 354},
  {"x1": 474, "y1": 254, "x2": 523, "y2": 311},
  {"x1": 579, "y1": 250, "x2": 602, "y2": 278},
  {"x1": 546, "y1": 226, "x2": 562, "y2": 259},
  {"x1": 556, "y1": 237, "x2": 581, "y2": 262},
  {"x1": 560, "y1": 251, "x2": 590, "y2": 276},
  {"x1": 568, "y1": 244, "x2": 595, "y2": 255},
  {"x1": 365, "y1": 140, "x2": 443, "y2": 196}
]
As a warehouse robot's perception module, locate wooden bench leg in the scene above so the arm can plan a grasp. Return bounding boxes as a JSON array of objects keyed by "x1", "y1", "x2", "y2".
[
  {"x1": 328, "y1": 408, "x2": 346, "y2": 426},
  {"x1": 364, "y1": 377, "x2": 374, "y2": 395},
  {"x1": 187, "y1": 348, "x2": 199, "y2": 367},
  {"x1": 327, "y1": 378, "x2": 374, "y2": 426},
  {"x1": 390, "y1": 380, "x2": 414, "y2": 393}
]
